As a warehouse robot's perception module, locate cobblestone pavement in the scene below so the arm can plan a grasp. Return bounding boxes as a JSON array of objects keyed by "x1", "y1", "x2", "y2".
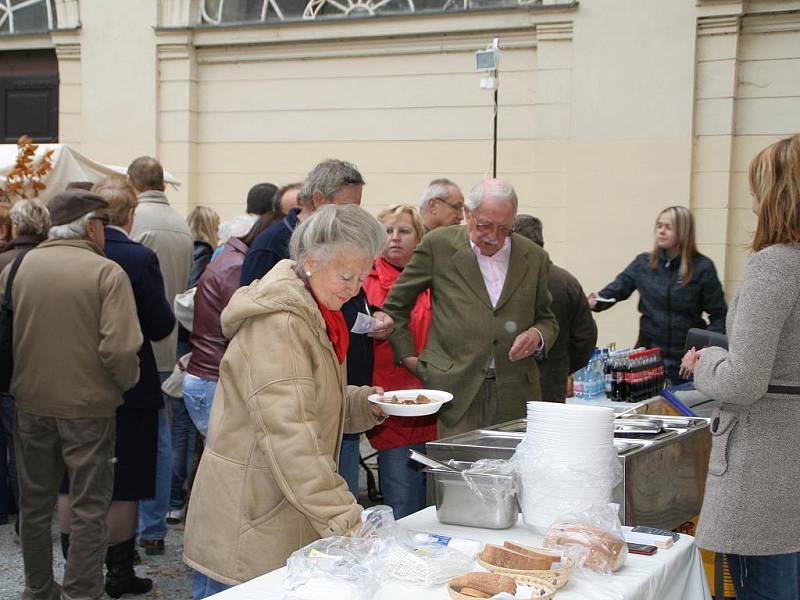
[{"x1": 0, "y1": 517, "x2": 193, "y2": 600}]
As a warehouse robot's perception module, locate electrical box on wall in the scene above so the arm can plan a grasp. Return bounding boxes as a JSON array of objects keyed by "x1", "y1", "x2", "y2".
[{"x1": 475, "y1": 38, "x2": 500, "y2": 72}]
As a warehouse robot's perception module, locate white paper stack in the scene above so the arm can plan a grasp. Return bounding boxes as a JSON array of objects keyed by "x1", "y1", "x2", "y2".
[{"x1": 513, "y1": 402, "x2": 620, "y2": 533}]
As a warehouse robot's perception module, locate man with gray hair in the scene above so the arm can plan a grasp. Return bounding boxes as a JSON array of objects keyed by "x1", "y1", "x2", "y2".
[
  {"x1": 240, "y1": 158, "x2": 364, "y2": 285},
  {"x1": 127, "y1": 156, "x2": 193, "y2": 555},
  {"x1": 0, "y1": 190, "x2": 141, "y2": 600},
  {"x1": 384, "y1": 178, "x2": 559, "y2": 436},
  {"x1": 419, "y1": 178, "x2": 464, "y2": 232},
  {"x1": 0, "y1": 198, "x2": 51, "y2": 271},
  {"x1": 514, "y1": 214, "x2": 597, "y2": 402},
  {"x1": 0, "y1": 198, "x2": 51, "y2": 537}
]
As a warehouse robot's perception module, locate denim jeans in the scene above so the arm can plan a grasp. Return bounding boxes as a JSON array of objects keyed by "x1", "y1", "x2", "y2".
[
  {"x1": 138, "y1": 373, "x2": 173, "y2": 542},
  {"x1": 169, "y1": 396, "x2": 198, "y2": 510},
  {"x1": 0, "y1": 392, "x2": 17, "y2": 520},
  {"x1": 338, "y1": 433, "x2": 361, "y2": 499},
  {"x1": 378, "y1": 443, "x2": 427, "y2": 520},
  {"x1": 726, "y1": 552, "x2": 800, "y2": 600},
  {"x1": 183, "y1": 374, "x2": 217, "y2": 439},
  {"x1": 192, "y1": 570, "x2": 230, "y2": 599}
]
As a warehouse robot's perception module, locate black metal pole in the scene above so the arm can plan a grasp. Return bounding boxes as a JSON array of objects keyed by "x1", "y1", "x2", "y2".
[{"x1": 492, "y1": 73, "x2": 498, "y2": 178}]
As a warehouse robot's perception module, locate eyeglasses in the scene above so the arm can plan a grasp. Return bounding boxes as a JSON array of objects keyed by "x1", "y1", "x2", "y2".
[
  {"x1": 433, "y1": 196, "x2": 464, "y2": 213},
  {"x1": 90, "y1": 214, "x2": 110, "y2": 226},
  {"x1": 470, "y1": 213, "x2": 514, "y2": 236}
]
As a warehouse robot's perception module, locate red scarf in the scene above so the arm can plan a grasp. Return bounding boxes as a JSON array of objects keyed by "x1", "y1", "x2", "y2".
[{"x1": 310, "y1": 291, "x2": 350, "y2": 364}]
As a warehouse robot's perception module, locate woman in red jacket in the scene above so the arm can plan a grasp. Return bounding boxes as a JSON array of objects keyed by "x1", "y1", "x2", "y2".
[{"x1": 363, "y1": 204, "x2": 435, "y2": 519}]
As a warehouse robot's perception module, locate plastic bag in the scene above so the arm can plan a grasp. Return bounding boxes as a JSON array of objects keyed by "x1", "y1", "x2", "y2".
[
  {"x1": 285, "y1": 536, "x2": 382, "y2": 600},
  {"x1": 356, "y1": 505, "x2": 474, "y2": 585},
  {"x1": 378, "y1": 536, "x2": 475, "y2": 585},
  {"x1": 512, "y1": 438, "x2": 622, "y2": 497},
  {"x1": 513, "y1": 436, "x2": 622, "y2": 531},
  {"x1": 542, "y1": 503, "x2": 628, "y2": 575},
  {"x1": 460, "y1": 459, "x2": 518, "y2": 504}
]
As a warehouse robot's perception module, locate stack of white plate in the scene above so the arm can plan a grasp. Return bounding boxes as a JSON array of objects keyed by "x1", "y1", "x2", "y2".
[{"x1": 513, "y1": 402, "x2": 619, "y2": 532}]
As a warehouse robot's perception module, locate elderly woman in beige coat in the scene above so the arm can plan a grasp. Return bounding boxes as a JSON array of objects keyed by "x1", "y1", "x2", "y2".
[
  {"x1": 184, "y1": 204, "x2": 387, "y2": 598},
  {"x1": 681, "y1": 135, "x2": 800, "y2": 599}
]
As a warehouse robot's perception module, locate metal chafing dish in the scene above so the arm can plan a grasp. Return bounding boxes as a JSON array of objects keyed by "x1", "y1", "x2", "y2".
[{"x1": 426, "y1": 410, "x2": 711, "y2": 530}]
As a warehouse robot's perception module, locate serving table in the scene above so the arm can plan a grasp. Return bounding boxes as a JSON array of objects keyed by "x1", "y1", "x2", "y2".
[{"x1": 208, "y1": 506, "x2": 711, "y2": 600}]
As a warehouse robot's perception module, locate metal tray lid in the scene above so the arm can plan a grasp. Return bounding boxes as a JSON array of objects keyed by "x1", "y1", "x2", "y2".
[{"x1": 426, "y1": 430, "x2": 524, "y2": 450}]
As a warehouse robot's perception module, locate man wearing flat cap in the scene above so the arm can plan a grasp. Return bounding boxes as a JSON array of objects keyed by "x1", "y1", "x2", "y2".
[{"x1": 0, "y1": 190, "x2": 142, "y2": 600}]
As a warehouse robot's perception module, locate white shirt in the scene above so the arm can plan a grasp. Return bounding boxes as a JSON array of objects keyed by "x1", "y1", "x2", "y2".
[
  {"x1": 469, "y1": 235, "x2": 543, "y2": 366},
  {"x1": 469, "y1": 236, "x2": 511, "y2": 307}
]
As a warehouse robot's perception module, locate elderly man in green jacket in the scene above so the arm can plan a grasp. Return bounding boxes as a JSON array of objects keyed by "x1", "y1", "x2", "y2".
[{"x1": 383, "y1": 179, "x2": 559, "y2": 437}]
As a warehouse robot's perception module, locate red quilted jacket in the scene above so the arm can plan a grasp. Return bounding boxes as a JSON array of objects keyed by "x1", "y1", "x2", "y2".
[{"x1": 363, "y1": 257, "x2": 437, "y2": 450}]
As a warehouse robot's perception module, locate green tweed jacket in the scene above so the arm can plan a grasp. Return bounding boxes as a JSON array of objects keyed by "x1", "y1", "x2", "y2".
[{"x1": 383, "y1": 225, "x2": 559, "y2": 428}]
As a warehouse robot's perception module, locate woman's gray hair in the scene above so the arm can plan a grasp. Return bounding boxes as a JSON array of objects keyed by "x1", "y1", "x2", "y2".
[
  {"x1": 466, "y1": 179, "x2": 518, "y2": 213},
  {"x1": 10, "y1": 198, "x2": 51, "y2": 236},
  {"x1": 49, "y1": 211, "x2": 95, "y2": 240},
  {"x1": 289, "y1": 204, "x2": 386, "y2": 276}
]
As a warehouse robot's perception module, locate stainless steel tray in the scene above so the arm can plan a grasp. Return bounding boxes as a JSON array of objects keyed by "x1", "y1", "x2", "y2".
[{"x1": 425, "y1": 461, "x2": 518, "y2": 529}]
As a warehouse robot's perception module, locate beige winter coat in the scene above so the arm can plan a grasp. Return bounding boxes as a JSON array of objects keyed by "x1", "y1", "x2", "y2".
[
  {"x1": 131, "y1": 190, "x2": 193, "y2": 372},
  {"x1": 183, "y1": 259, "x2": 382, "y2": 585},
  {"x1": 0, "y1": 239, "x2": 141, "y2": 418}
]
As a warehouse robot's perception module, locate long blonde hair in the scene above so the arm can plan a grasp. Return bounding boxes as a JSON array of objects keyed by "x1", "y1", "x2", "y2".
[
  {"x1": 749, "y1": 135, "x2": 800, "y2": 252},
  {"x1": 187, "y1": 206, "x2": 220, "y2": 249},
  {"x1": 649, "y1": 206, "x2": 698, "y2": 286}
]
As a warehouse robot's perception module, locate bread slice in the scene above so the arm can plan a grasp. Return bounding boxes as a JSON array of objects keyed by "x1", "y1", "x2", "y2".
[
  {"x1": 450, "y1": 572, "x2": 516, "y2": 597},
  {"x1": 478, "y1": 543, "x2": 552, "y2": 571},
  {"x1": 503, "y1": 541, "x2": 562, "y2": 565}
]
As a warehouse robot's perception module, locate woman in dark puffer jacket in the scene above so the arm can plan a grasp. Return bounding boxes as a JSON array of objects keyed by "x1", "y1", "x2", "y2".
[{"x1": 589, "y1": 206, "x2": 727, "y2": 383}]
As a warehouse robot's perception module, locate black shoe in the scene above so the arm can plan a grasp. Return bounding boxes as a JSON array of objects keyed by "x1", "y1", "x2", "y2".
[
  {"x1": 105, "y1": 537, "x2": 153, "y2": 598},
  {"x1": 138, "y1": 538, "x2": 164, "y2": 556}
]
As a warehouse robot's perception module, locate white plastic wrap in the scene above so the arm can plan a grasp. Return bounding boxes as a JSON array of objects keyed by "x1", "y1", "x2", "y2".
[
  {"x1": 379, "y1": 537, "x2": 475, "y2": 585},
  {"x1": 542, "y1": 503, "x2": 628, "y2": 575},
  {"x1": 285, "y1": 505, "x2": 475, "y2": 597},
  {"x1": 360, "y1": 505, "x2": 475, "y2": 585},
  {"x1": 460, "y1": 458, "x2": 519, "y2": 504},
  {"x1": 285, "y1": 536, "x2": 382, "y2": 600}
]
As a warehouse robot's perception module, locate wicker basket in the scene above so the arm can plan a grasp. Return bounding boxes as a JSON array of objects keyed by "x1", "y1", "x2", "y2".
[
  {"x1": 476, "y1": 554, "x2": 574, "y2": 589},
  {"x1": 447, "y1": 578, "x2": 557, "y2": 600}
]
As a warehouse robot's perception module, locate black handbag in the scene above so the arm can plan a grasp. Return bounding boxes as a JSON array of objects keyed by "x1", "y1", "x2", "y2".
[
  {"x1": 0, "y1": 249, "x2": 31, "y2": 393},
  {"x1": 683, "y1": 327, "x2": 728, "y2": 354}
]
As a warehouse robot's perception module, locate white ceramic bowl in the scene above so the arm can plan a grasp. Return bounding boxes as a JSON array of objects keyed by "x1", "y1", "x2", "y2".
[{"x1": 368, "y1": 389, "x2": 453, "y2": 417}]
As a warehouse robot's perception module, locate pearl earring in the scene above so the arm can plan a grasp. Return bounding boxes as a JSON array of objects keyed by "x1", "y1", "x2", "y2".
[{"x1": 305, "y1": 271, "x2": 312, "y2": 278}]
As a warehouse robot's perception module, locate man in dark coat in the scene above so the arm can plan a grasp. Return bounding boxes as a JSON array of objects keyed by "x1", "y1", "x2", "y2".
[{"x1": 514, "y1": 215, "x2": 597, "y2": 402}]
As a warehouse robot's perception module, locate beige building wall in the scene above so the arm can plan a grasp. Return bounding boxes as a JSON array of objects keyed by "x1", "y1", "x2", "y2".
[{"x1": 2, "y1": 0, "x2": 799, "y2": 352}]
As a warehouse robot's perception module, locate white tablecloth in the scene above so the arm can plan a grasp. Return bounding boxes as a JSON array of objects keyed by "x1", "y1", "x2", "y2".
[{"x1": 209, "y1": 507, "x2": 711, "y2": 600}]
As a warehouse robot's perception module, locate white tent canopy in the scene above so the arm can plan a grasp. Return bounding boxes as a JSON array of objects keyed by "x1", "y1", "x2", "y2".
[{"x1": 0, "y1": 144, "x2": 181, "y2": 204}]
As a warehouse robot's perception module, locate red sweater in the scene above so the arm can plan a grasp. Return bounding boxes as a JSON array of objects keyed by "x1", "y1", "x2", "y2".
[{"x1": 363, "y1": 257, "x2": 437, "y2": 450}]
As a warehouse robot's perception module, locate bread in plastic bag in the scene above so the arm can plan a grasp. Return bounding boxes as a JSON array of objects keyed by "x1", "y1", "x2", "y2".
[{"x1": 542, "y1": 503, "x2": 627, "y2": 575}]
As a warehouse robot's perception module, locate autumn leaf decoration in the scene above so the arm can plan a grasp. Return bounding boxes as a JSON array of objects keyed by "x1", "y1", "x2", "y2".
[{"x1": 2, "y1": 135, "x2": 55, "y2": 202}]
